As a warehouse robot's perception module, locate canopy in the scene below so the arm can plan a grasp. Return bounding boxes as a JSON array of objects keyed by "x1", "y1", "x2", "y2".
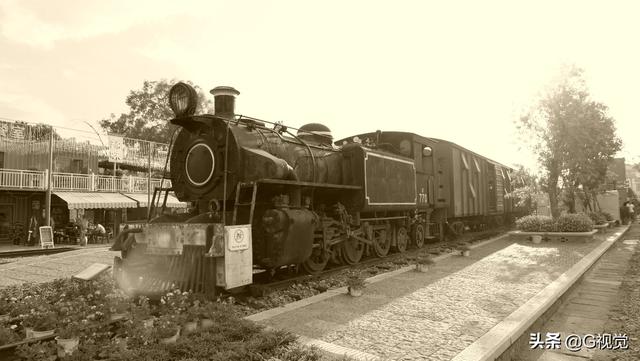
[
  {"x1": 122, "y1": 192, "x2": 188, "y2": 209},
  {"x1": 54, "y1": 192, "x2": 138, "y2": 210}
]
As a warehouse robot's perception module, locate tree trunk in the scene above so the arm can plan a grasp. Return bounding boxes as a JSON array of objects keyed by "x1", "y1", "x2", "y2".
[{"x1": 548, "y1": 172, "x2": 560, "y2": 219}]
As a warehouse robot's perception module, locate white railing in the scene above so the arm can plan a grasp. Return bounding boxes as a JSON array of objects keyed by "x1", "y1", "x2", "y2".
[
  {"x1": 0, "y1": 169, "x2": 46, "y2": 189},
  {"x1": 0, "y1": 168, "x2": 172, "y2": 193},
  {"x1": 52, "y1": 172, "x2": 91, "y2": 191}
]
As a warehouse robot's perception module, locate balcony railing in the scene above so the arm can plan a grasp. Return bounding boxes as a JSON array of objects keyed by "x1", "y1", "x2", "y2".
[{"x1": 0, "y1": 168, "x2": 172, "y2": 193}]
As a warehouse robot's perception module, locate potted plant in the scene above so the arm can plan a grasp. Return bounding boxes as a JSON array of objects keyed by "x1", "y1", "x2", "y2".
[
  {"x1": 0, "y1": 326, "x2": 21, "y2": 345},
  {"x1": 415, "y1": 256, "x2": 435, "y2": 272},
  {"x1": 531, "y1": 235, "x2": 543, "y2": 244},
  {"x1": 0, "y1": 298, "x2": 11, "y2": 322},
  {"x1": 153, "y1": 314, "x2": 181, "y2": 344},
  {"x1": 458, "y1": 245, "x2": 471, "y2": 257},
  {"x1": 107, "y1": 296, "x2": 130, "y2": 321},
  {"x1": 56, "y1": 318, "x2": 82, "y2": 356},
  {"x1": 23, "y1": 311, "x2": 57, "y2": 338},
  {"x1": 346, "y1": 275, "x2": 366, "y2": 297}
]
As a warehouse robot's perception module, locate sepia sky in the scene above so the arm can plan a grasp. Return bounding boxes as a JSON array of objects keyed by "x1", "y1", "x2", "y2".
[{"x1": 1, "y1": 0, "x2": 639, "y2": 170}]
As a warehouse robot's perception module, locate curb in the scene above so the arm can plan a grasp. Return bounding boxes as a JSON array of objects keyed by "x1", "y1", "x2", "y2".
[
  {"x1": 451, "y1": 225, "x2": 631, "y2": 361},
  {"x1": 245, "y1": 233, "x2": 510, "y2": 323}
]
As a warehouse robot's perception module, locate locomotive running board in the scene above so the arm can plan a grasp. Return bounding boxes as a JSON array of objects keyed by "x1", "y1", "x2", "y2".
[{"x1": 257, "y1": 179, "x2": 361, "y2": 190}]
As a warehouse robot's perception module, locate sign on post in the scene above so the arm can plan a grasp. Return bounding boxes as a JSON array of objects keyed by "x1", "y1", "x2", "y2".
[{"x1": 39, "y1": 226, "x2": 54, "y2": 249}]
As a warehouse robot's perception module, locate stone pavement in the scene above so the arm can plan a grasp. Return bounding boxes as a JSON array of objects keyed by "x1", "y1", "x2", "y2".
[
  {"x1": 0, "y1": 246, "x2": 119, "y2": 287},
  {"x1": 248, "y1": 226, "x2": 628, "y2": 361},
  {"x1": 532, "y1": 225, "x2": 640, "y2": 361}
]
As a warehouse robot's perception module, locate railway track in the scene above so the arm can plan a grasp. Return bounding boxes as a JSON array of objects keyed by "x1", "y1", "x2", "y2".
[
  {"x1": 0, "y1": 247, "x2": 75, "y2": 259},
  {"x1": 251, "y1": 228, "x2": 506, "y2": 296}
]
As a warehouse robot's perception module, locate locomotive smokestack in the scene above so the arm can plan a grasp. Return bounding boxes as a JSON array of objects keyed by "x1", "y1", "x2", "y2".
[{"x1": 210, "y1": 86, "x2": 240, "y2": 118}]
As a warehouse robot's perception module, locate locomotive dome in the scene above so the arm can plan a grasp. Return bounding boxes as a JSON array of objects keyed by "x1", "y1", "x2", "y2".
[{"x1": 297, "y1": 123, "x2": 333, "y2": 145}]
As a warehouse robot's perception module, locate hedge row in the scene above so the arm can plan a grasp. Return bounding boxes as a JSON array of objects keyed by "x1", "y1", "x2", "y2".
[{"x1": 516, "y1": 213, "x2": 595, "y2": 232}]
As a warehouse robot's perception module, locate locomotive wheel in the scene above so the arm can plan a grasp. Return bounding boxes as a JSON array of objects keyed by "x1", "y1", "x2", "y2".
[
  {"x1": 302, "y1": 249, "x2": 330, "y2": 274},
  {"x1": 394, "y1": 226, "x2": 409, "y2": 253},
  {"x1": 372, "y1": 226, "x2": 391, "y2": 257},
  {"x1": 412, "y1": 224, "x2": 425, "y2": 249},
  {"x1": 340, "y1": 236, "x2": 364, "y2": 265}
]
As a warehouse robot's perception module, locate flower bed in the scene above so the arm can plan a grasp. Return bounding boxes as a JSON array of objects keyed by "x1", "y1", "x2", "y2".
[
  {"x1": 512, "y1": 213, "x2": 599, "y2": 242},
  {"x1": 0, "y1": 276, "x2": 345, "y2": 360}
]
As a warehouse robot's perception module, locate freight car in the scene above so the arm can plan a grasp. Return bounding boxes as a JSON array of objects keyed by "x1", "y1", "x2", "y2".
[{"x1": 113, "y1": 83, "x2": 516, "y2": 296}]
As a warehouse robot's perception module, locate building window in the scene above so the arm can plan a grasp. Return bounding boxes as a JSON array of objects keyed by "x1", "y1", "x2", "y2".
[
  {"x1": 72, "y1": 159, "x2": 83, "y2": 174},
  {"x1": 0, "y1": 152, "x2": 4, "y2": 169}
]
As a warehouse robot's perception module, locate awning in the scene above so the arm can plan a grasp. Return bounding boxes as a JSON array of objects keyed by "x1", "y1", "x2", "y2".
[
  {"x1": 122, "y1": 192, "x2": 188, "y2": 209},
  {"x1": 54, "y1": 192, "x2": 138, "y2": 210}
]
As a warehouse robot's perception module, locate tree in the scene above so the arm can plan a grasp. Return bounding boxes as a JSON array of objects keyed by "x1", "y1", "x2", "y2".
[
  {"x1": 517, "y1": 65, "x2": 622, "y2": 218},
  {"x1": 505, "y1": 164, "x2": 540, "y2": 212},
  {"x1": 99, "y1": 79, "x2": 214, "y2": 144}
]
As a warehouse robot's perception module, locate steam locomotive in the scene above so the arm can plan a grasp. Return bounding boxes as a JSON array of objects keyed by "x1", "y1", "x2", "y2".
[{"x1": 114, "y1": 83, "x2": 516, "y2": 296}]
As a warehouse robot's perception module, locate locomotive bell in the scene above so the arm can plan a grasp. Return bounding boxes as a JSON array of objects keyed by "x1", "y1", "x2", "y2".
[{"x1": 210, "y1": 86, "x2": 240, "y2": 118}]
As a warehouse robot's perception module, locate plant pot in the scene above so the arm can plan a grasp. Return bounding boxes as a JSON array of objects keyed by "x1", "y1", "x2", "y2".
[
  {"x1": 416, "y1": 264, "x2": 430, "y2": 273},
  {"x1": 114, "y1": 336, "x2": 128, "y2": 352},
  {"x1": 160, "y1": 328, "x2": 180, "y2": 344},
  {"x1": 56, "y1": 336, "x2": 79, "y2": 355},
  {"x1": 200, "y1": 318, "x2": 214, "y2": 330},
  {"x1": 110, "y1": 313, "x2": 127, "y2": 321},
  {"x1": 183, "y1": 321, "x2": 198, "y2": 335},
  {"x1": 142, "y1": 317, "x2": 155, "y2": 329},
  {"x1": 32, "y1": 329, "x2": 55, "y2": 338},
  {"x1": 531, "y1": 235, "x2": 542, "y2": 244},
  {"x1": 347, "y1": 286, "x2": 363, "y2": 297},
  {"x1": 461, "y1": 250, "x2": 470, "y2": 257},
  {"x1": 24, "y1": 327, "x2": 34, "y2": 339}
]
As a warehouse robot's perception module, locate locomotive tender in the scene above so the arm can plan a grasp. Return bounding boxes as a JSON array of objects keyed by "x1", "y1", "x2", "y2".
[{"x1": 114, "y1": 83, "x2": 515, "y2": 295}]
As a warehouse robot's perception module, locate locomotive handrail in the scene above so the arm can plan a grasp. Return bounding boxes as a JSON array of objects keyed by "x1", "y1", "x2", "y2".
[{"x1": 257, "y1": 178, "x2": 361, "y2": 189}]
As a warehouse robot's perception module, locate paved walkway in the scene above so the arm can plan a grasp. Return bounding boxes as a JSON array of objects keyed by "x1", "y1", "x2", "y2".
[
  {"x1": 0, "y1": 246, "x2": 118, "y2": 287},
  {"x1": 248, "y1": 226, "x2": 628, "y2": 361},
  {"x1": 533, "y1": 225, "x2": 639, "y2": 361}
]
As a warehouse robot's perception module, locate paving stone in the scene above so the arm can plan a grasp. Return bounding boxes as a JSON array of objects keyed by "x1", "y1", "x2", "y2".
[{"x1": 255, "y1": 229, "x2": 624, "y2": 360}]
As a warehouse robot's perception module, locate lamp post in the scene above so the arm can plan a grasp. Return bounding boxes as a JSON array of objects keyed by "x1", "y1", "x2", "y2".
[{"x1": 45, "y1": 125, "x2": 54, "y2": 226}]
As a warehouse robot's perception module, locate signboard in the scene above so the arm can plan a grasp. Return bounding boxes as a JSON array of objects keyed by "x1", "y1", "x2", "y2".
[
  {"x1": 217, "y1": 225, "x2": 252, "y2": 289},
  {"x1": 226, "y1": 225, "x2": 250, "y2": 251},
  {"x1": 108, "y1": 135, "x2": 126, "y2": 162},
  {"x1": 39, "y1": 226, "x2": 54, "y2": 249}
]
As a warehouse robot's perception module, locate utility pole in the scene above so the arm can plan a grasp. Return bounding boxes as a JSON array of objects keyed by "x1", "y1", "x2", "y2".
[
  {"x1": 147, "y1": 141, "x2": 152, "y2": 219},
  {"x1": 45, "y1": 126, "x2": 54, "y2": 226}
]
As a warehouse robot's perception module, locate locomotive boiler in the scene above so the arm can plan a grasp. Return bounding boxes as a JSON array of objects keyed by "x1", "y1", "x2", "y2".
[{"x1": 114, "y1": 82, "x2": 516, "y2": 296}]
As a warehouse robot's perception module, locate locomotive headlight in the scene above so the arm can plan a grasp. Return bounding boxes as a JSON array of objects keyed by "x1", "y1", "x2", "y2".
[{"x1": 169, "y1": 82, "x2": 198, "y2": 118}]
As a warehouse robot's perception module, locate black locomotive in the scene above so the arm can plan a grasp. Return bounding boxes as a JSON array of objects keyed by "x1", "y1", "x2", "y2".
[{"x1": 114, "y1": 83, "x2": 517, "y2": 295}]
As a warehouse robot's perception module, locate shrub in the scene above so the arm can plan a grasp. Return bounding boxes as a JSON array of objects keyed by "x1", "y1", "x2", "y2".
[
  {"x1": 600, "y1": 211, "x2": 614, "y2": 222},
  {"x1": 587, "y1": 212, "x2": 607, "y2": 225},
  {"x1": 515, "y1": 215, "x2": 555, "y2": 232},
  {"x1": 416, "y1": 256, "x2": 435, "y2": 265},
  {"x1": 555, "y1": 213, "x2": 594, "y2": 232}
]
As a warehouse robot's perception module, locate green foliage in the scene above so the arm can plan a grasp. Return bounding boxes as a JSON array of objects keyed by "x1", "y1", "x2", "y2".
[
  {"x1": 555, "y1": 213, "x2": 594, "y2": 232},
  {"x1": 601, "y1": 211, "x2": 614, "y2": 222},
  {"x1": 515, "y1": 215, "x2": 556, "y2": 232},
  {"x1": 416, "y1": 256, "x2": 435, "y2": 265},
  {"x1": 0, "y1": 326, "x2": 21, "y2": 345},
  {"x1": 99, "y1": 79, "x2": 214, "y2": 143},
  {"x1": 587, "y1": 211, "x2": 608, "y2": 225},
  {"x1": 346, "y1": 275, "x2": 366, "y2": 289},
  {"x1": 516, "y1": 213, "x2": 594, "y2": 232},
  {"x1": 517, "y1": 65, "x2": 622, "y2": 218}
]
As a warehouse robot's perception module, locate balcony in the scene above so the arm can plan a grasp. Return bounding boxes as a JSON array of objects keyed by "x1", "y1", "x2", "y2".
[{"x1": 0, "y1": 168, "x2": 172, "y2": 193}]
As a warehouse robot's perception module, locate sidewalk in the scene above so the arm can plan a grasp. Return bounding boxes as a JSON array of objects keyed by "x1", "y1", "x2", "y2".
[
  {"x1": 534, "y1": 224, "x2": 639, "y2": 361},
  {"x1": 247, "y1": 226, "x2": 629, "y2": 361},
  {"x1": 0, "y1": 246, "x2": 118, "y2": 287}
]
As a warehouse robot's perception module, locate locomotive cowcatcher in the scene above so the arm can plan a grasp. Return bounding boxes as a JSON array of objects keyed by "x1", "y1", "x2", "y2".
[{"x1": 113, "y1": 82, "x2": 516, "y2": 296}]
